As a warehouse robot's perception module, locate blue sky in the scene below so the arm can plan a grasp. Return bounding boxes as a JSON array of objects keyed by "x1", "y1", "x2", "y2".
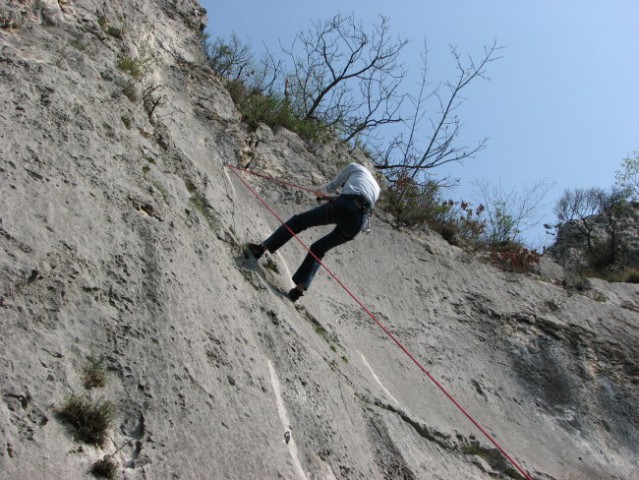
[{"x1": 202, "y1": 0, "x2": 639, "y2": 247}]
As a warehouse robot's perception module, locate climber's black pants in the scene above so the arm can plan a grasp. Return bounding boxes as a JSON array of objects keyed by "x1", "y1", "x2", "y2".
[{"x1": 262, "y1": 195, "x2": 366, "y2": 290}]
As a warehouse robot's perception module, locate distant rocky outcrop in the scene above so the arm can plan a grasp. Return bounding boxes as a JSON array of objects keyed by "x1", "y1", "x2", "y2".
[
  {"x1": 1, "y1": 1, "x2": 638, "y2": 480},
  {"x1": 547, "y1": 203, "x2": 639, "y2": 286}
]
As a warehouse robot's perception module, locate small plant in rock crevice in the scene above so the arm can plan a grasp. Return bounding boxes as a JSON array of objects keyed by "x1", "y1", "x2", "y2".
[
  {"x1": 69, "y1": 39, "x2": 87, "y2": 51},
  {"x1": 462, "y1": 445, "x2": 481, "y2": 455},
  {"x1": 97, "y1": 14, "x2": 124, "y2": 39},
  {"x1": 461, "y1": 444, "x2": 481, "y2": 455},
  {"x1": 90, "y1": 456, "x2": 118, "y2": 479},
  {"x1": 117, "y1": 42, "x2": 155, "y2": 82},
  {"x1": 189, "y1": 191, "x2": 218, "y2": 230},
  {"x1": 82, "y1": 356, "x2": 108, "y2": 390},
  {"x1": 56, "y1": 395, "x2": 115, "y2": 447},
  {"x1": 90, "y1": 439, "x2": 132, "y2": 479},
  {"x1": 120, "y1": 114, "x2": 133, "y2": 129},
  {"x1": 117, "y1": 56, "x2": 146, "y2": 80}
]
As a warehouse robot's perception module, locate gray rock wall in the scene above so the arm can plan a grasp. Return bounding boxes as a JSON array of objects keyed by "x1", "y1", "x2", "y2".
[{"x1": 1, "y1": 2, "x2": 638, "y2": 479}]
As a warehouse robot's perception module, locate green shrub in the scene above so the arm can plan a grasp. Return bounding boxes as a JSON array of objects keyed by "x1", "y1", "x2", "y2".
[
  {"x1": 205, "y1": 36, "x2": 329, "y2": 142},
  {"x1": 56, "y1": 395, "x2": 115, "y2": 447},
  {"x1": 385, "y1": 176, "x2": 445, "y2": 226},
  {"x1": 461, "y1": 444, "x2": 481, "y2": 455},
  {"x1": 117, "y1": 56, "x2": 145, "y2": 80},
  {"x1": 225, "y1": 79, "x2": 328, "y2": 142},
  {"x1": 117, "y1": 43, "x2": 154, "y2": 81},
  {"x1": 385, "y1": 175, "x2": 485, "y2": 248},
  {"x1": 239, "y1": 92, "x2": 290, "y2": 128}
]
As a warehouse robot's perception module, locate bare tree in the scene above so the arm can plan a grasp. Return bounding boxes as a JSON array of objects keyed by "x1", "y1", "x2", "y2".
[
  {"x1": 555, "y1": 188, "x2": 602, "y2": 222},
  {"x1": 554, "y1": 188, "x2": 603, "y2": 244},
  {"x1": 277, "y1": 13, "x2": 408, "y2": 142},
  {"x1": 208, "y1": 14, "x2": 501, "y2": 184},
  {"x1": 376, "y1": 41, "x2": 502, "y2": 192},
  {"x1": 474, "y1": 179, "x2": 554, "y2": 247},
  {"x1": 553, "y1": 187, "x2": 623, "y2": 266}
]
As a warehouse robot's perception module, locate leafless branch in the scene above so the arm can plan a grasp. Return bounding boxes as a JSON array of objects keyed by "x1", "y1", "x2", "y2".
[
  {"x1": 280, "y1": 13, "x2": 408, "y2": 141},
  {"x1": 376, "y1": 40, "x2": 502, "y2": 199}
]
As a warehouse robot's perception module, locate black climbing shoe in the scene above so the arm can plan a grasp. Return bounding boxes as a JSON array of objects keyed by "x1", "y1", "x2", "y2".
[
  {"x1": 287, "y1": 287, "x2": 304, "y2": 303},
  {"x1": 247, "y1": 242, "x2": 266, "y2": 260}
]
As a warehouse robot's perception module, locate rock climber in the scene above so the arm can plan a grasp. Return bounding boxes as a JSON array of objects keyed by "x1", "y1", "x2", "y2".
[{"x1": 248, "y1": 162, "x2": 380, "y2": 302}]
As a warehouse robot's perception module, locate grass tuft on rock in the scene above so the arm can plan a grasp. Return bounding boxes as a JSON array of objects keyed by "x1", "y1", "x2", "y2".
[
  {"x1": 83, "y1": 356, "x2": 108, "y2": 390},
  {"x1": 90, "y1": 456, "x2": 119, "y2": 479},
  {"x1": 461, "y1": 444, "x2": 481, "y2": 455},
  {"x1": 56, "y1": 395, "x2": 115, "y2": 447}
]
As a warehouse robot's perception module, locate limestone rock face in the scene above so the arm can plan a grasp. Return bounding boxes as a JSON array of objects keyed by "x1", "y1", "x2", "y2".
[
  {"x1": 548, "y1": 205, "x2": 639, "y2": 271},
  {"x1": 1, "y1": 2, "x2": 638, "y2": 480}
]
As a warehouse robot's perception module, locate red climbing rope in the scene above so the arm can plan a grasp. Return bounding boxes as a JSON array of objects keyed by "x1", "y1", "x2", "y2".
[
  {"x1": 225, "y1": 163, "x2": 535, "y2": 480},
  {"x1": 229, "y1": 165, "x2": 317, "y2": 193}
]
